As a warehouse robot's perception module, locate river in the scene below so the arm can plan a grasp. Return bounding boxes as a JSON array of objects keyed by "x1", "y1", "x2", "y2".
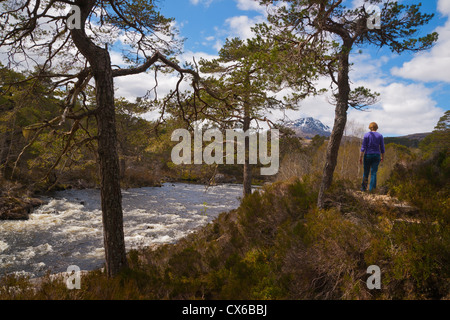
[{"x1": 0, "y1": 183, "x2": 243, "y2": 278}]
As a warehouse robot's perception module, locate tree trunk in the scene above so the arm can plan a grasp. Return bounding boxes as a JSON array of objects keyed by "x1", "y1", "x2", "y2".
[
  {"x1": 94, "y1": 54, "x2": 128, "y2": 277},
  {"x1": 317, "y1": 47, "x2": 351, "y2": 209},
  {"x1": 243, "y1": 110, "x2": 252, "y2": 197},
  {"x1": 71, "y1": 2, "x2": 128, "y2": 277}
]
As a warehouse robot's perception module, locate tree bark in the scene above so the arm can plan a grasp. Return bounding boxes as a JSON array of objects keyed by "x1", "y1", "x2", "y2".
[
  {"x1": 71, "y1": 1, "x2": 128, "y2": 277},
  {"x1": 243, "y1": 108, "x2": 252, "y2": 197},
  {"x1": 317, "y1": 45, "x2": 351, "y2": 209},
  {"x1": 94, "y1": 54, "x2": 128, "y2": 277}
]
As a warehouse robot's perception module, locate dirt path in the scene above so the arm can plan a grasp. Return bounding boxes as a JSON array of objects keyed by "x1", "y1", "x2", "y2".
[{"x1": 350, "y1": 191, "x2": 423, "y2": 224}]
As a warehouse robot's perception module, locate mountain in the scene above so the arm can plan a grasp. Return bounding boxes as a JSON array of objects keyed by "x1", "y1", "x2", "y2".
[{"x1": 281, "y1": 117, "x2": 332, "y2": 139}]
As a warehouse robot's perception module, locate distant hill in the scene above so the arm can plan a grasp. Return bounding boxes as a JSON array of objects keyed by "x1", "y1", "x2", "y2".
[
  {"x1": 384, "y1": 132, "x2": 432, "y2": 148},
  {"x1": 281, "y1": 117, "x2": 332, "y2": 139}
]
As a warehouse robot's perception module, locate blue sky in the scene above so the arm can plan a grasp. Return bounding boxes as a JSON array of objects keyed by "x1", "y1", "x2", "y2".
[{"x1": 114, "y1": 0, "x2": 450, "y2": 137}]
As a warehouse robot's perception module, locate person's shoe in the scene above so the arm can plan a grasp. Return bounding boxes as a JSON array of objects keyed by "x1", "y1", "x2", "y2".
[{"x1": 361, "y1": 182, "x2": 367, "y2": 192}]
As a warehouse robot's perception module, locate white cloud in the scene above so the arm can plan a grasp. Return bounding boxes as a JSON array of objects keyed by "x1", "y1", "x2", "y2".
[
  {"x1": 192, "y1": 0, "x2": 270, "y2": 52},
  {"x1": 350, "y1": 52, "x2": 391, "y2": 81},
  {"x1": 349, "y1": 82, "x2": 442, "y2": 135},
  {"x1": 110, "y1": 51, "x2": 127, "y2": 67},
  {"x1": 224, "y1": 15, "x2": 266, "y2": 40},
  {"x1": 114, "y1": 72, "x2": 178, "y2": 102},
  {"x1": 213, "y1": 39, "x2": 223, "y2": 51},
  {"x1": 390, "y1": 25, "x2": 450, "y2": 82},
  {"x1": 438, "y1": 0, "x2": 450, "y2": 16},
  {"x1": 118, "y1": 1, "x2": 447, "y2": 136},
  {"x1": 180, "y1": 50, "x2": 219, "y2": 65},
  {"x1": 235, "y1": 0, "x2": 267, "y2": 14},
  {"x1": 189, "y1": 0, "x2": 214, "y2": 7},
  {"x1": 351, "y1": 0, "x2": 366, "y2": 9},
  {"x1": 391, "y1": 1, "x2": 450, "y2": 83}
]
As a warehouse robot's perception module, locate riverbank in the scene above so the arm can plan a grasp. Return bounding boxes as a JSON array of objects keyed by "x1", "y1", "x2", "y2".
[{"x1": 0, "y1": 196, "x2": 45, "y2": 220}]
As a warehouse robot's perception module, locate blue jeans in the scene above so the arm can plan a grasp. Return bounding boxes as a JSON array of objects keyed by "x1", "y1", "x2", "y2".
[{"x1": 362, "y1": 154, "x2": 381, "y2": 191}]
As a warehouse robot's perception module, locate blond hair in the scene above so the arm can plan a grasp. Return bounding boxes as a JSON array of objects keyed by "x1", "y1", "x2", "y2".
[{"x1": 369, "y1": 122, "x2": 378, "y2": 131}]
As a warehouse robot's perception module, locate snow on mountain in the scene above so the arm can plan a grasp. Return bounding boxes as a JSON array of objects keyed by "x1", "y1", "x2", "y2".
[{"x1": 281, "y1": 117, "x2": 332, "y2": 139}]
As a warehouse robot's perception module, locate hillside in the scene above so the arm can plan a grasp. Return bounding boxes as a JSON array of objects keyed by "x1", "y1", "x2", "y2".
[{"x1": 384, "y1": 132, "x2": 431, "y2": 148}]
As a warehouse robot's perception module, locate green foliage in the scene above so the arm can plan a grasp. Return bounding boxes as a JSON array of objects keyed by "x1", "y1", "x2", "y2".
[
  {"x1": 389, "y1": 111, "x2": 449, "y2": 222},
  {"x1": 0, "y1": 66, "x2": 63, "y2": 180},
  {"x1": 388, "y1": 221, "x2": 447, "y2": 298},
  {"x1": 384, "y1": 132, "x2": 449, "y2": 298},
  {"x1": 207, "y1": 249, "x2": 284, "y2": 299},
  {"x1": 419, "y1": 110, "x2": 450, "y2": 159},
  {"x1": 387, "y1": 151, "x2": 449, "y2": 221}
]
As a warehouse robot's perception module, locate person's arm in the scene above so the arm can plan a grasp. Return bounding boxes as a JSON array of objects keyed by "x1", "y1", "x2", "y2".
[
  {"x1": 360, "y1": 135, "x2": 368, "y2": 164},
  {"x1": 380, "y1": 135, "x2": 385, "y2": 162}
]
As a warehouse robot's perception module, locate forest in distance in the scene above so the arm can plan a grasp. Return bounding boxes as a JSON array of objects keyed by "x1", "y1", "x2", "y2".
[{"x1": 0, "y1": 0, "x2": 449, "y2": 301}]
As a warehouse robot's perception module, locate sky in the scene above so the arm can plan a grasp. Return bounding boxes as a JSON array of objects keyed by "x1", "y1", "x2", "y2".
[{"x1": 113, "y1": 0, "x2": 450, "y2": 137}]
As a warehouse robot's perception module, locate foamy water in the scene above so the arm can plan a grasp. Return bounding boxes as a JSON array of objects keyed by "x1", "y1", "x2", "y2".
[{"x1": 0, "y1": 183, "x2": 242, "y2": 278}]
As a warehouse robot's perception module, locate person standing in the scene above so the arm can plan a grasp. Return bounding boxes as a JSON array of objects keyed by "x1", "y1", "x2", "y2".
[{"x1": 360, "y1": 122, "x2": 385, "y2": 192}]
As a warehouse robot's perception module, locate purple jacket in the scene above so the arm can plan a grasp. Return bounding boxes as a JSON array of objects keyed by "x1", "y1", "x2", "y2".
[{"x1": 361, "y1": 131, "x2": 385, "y2": 155}]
